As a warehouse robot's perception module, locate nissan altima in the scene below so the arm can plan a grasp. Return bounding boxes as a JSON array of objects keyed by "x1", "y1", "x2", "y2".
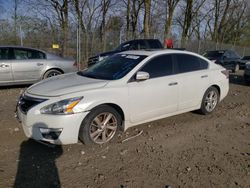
[{"x1": 16, "y1": 50, "x2": 229, "y2": 145}]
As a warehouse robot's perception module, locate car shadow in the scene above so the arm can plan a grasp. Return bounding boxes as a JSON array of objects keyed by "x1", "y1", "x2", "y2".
[
  {"x1": 0, "y1": 84, "x2": 31, "y2": 90},
  {"x1": 229, "y1": 73, "x2": 248, "y2": 86},
  {"x1": 14, "y1": 139, "x2": 63, "y2": 188}
]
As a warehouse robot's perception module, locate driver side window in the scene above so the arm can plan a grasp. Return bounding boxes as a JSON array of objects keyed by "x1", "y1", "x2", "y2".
[{"x1": 140, "y1": 55, "x2": 174, "y2": 79}]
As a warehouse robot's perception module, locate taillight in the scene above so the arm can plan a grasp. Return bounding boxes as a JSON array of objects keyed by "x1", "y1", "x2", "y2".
[
  {"x1": 221, "y1": 70, "x2": 229, "y2": 79},
  {"x1": 73, "y1": 61, "x2": 77, "y2": 67}
]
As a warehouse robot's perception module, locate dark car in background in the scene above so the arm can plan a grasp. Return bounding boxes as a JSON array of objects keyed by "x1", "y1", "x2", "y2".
[
  {"x1": 240, "y1": 56, "x2": 250, "y2": 69},
  {"x1": 87, "y1": 39, "x2": 163, "y2": 66},
  {"x1": 204, "y1": 50, "x2": 242, "y2": 72},
  {"x1": 244, "y1": 62, "x2": 250, "y2": 84}
]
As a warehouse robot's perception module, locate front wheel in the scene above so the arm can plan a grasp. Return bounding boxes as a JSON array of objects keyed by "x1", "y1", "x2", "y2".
[
  {"x1": 79, "y1": 105, "x2": 122, "y2": 145},
  {"x1": 199, "y1": 86, "x2": 219, "y2": 115}
]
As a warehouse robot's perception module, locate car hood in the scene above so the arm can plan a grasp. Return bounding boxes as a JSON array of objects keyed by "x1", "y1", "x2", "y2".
[{"x1": 27, "y1": 73, "x2": 108, "y2": 97}]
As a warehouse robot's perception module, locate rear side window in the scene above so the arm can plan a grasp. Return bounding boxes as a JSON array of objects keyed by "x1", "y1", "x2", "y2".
[
  {"x1": 204, "y1": 51, "x2": 224, "y2": 59},
  {"x1": 140, "y1": 55, "x2": 173, "y2": 78},
  {"x1": 175, "y1": 54, "x2": 208, "y2": 73},
  {"x1": 242, "y1": 56, "x2": 250, "y2": 60},
  {"x1": 229, "y1": 51, "x2": 240, "y2": 59},
  {"x1": 14, "y1": 49, "x2": 46, "y2": 60},
  {"x1": 0, "y1": 48, "x2": 9, "y2": 60}
]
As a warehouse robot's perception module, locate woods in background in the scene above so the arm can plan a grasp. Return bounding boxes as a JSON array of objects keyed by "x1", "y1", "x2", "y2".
[{"x1": 0, "y1": 0, "x2": 249, "y2": 64}]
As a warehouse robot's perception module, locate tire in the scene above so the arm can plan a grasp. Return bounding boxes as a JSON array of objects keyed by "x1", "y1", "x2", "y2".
[
  {"x1": 199, "y1": 86, "x2": 219, "y2": 115},
  {"x1": 43, "y1": 69, "x2": 62, "y2": 79},
  {"x1": 232, "y1": 64, "x2": 239, "y2": 73},
  {"x1": 79, "y1": 105, "x2": 122, "y2": 145}
]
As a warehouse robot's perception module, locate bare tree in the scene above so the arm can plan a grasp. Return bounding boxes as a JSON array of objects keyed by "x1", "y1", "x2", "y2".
[
  {"x1": 143, "y1": 0, "x2": 151, "y2": 38},
  {"x1": 164, "y1": 0, "x2": 180, "y2": 39},
  {"x1": 131, "y1": 0, "x2": 143, "y2": 39}
]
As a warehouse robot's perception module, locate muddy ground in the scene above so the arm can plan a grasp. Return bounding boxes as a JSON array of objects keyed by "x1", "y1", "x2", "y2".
[{"x1": 0, "y1": 71, "x2": 249, "y2": 188}]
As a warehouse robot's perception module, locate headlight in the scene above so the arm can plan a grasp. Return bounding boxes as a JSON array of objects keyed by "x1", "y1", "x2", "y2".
[
  {"x1": 246, "y1": 64, "x2": 250, "y2": 69},
  {"x1": 40, "y1": 97, "x2": 83, "y2": 115}
]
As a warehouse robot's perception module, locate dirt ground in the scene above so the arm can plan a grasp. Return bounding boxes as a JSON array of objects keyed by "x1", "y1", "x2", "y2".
[{"x1": 0, "y1": 71, "x2": 249, "y2": 188}]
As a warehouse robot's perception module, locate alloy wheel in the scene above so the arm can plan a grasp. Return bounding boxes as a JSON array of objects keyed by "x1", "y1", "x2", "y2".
[
  {"x1": 89, "y1": 112, "x2": 118, "y2": 144},
  {"x1": 47, "y1": 72, "x2": 60, "y2": 77},
  {"x1": 204, "y1": 90, "x2": 218, "y2": 112}
]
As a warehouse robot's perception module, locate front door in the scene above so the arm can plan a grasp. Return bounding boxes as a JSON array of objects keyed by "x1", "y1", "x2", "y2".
[
  {"x1": 128, "y1": 54, "x2": 179, "y2": 123},
  {"x1": 11, "y1": 48, "x2": 45, "y2": 82},
  {"x1": 0, "y1": 48, "x2": 13, "y2": 84}
]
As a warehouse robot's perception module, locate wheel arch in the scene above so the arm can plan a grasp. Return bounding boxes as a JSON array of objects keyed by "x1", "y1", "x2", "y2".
[
  {"x1": 87, "y1": 103, "x2": 125, "y2": 130},
  {"x1": 42, "y1": 68, "x2": 64, "y2": 79},
  {"x1": 210, "y1": 84, "x2": 221, "y2": 97},
  {"x1": 90, "y1": 103, "x2": 125, "y2": 121}
]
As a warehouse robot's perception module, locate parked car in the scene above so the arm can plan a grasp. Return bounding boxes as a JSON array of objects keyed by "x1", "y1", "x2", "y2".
[
  {"x1": 203, "y1": 50, "x2": 242, "y2": 72},
  {"x1": 0, "y1": 46, "x2": 77, "y2": 86},
  {"x1": 87, "y1": 39, "x2": 163, "y2": 66},
  {"x1": 244, "y1": 62, "x2": 250, "y2": 84},
  {"x1": 16, "y1": 50, "x2": 229, "y2": 145},
  {"x1": 240, "y1": 56, "x2": 250, "y2": 69}
]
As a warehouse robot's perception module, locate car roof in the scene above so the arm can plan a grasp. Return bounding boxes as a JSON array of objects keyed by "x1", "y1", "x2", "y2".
[
  {"x1": 0, "y1": 46, "x2": 46, "y2": 53},
  {"x1": 119, "y1": 49, "x2": 194, "y2": 56}
]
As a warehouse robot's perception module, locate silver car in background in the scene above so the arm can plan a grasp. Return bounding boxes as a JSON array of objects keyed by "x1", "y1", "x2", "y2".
[{"x1": 0, "y1": 46, "x2": 77, "y2": 86}]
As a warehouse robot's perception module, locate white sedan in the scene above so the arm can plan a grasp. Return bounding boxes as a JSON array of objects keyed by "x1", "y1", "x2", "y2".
[{"x1": 16, "y1": 50, "x2": 229, "y2": 145}]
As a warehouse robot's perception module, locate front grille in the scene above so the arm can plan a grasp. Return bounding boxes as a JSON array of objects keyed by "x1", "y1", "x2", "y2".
[
  {"x1": 87, "y1": 56, "x2": 99, "y2": 65},
  {"x1": 18, "y1": 95, "x2": 47, "y2": 114}
]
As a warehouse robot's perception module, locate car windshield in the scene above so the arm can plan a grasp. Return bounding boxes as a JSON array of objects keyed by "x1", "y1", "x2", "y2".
[
  {"x1": 242, "y1": 56, "x2": 250, "y2": 60},
  {"x1": 204, "y1": 51, "x2": 224, "y2": 59},
  {"x1": 78, "y1": 54, "x2": 147, "y2": 80}
]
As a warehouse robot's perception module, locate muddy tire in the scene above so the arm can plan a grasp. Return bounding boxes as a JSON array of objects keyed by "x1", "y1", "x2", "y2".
[
  {"x1": 199, "y1": 86, "x2": 219, "y2": 115},
  {"x1": 79, "y1": 105, "x2": 122, "y2": 145}
]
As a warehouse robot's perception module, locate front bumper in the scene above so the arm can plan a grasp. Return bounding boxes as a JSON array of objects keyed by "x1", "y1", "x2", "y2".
[{"x1": 16, "y1": 106, "x2": 89, "y2": 145}]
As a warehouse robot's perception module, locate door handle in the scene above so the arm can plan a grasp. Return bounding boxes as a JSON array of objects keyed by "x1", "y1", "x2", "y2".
[
  {"x1": 37, "y1": 63, "x2": 44, "y2": 66},
  {"x1": 0, "y1": 64, "x2": 9, "y2": 68},
  {"x1": 201, "y1": 75, "x2": 208, "y2": 78},
  {"x1": 168, "y1": 82, "x2": 178, "y2": 86}
]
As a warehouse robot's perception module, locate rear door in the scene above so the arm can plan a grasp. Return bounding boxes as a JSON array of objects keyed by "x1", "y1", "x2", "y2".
[
  {"x1": 11, "y1": 48, "x2": 46, "y2": 82},
  {"x1": 0, "y1": 47, "x2": 13, "y2": 84},
  {"x1": 173, "y1": 54, "x2": 210, "y2": 110}
]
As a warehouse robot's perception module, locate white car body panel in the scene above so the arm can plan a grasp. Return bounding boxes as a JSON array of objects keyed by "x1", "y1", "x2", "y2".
[
  {"x1": 128, "y1": 75, "x2": 179, "y2": 123},
  {"x1": 16, "y1": 50, "x2": 229, "y2": 145}
]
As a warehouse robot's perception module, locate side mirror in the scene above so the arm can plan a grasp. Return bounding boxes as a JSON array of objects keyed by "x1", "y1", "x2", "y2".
[{"x1": 136, "y1": 71, "x2": 150, "y2": 81}]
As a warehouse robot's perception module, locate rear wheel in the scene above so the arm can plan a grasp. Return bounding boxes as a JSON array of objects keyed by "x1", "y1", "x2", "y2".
[
  {"x1": 199, "y1": 86, "x2": 219, "y2": 115},
  {"x1": 43, "y1": 69, "x2": 62, "y2": 79},
  {"x1": 79, "y1": 105, "x2": 122, "y2": 145}
]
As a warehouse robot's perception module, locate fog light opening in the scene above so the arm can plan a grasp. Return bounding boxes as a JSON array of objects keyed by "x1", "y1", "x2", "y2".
[{"x1": 39, "y1": 128, "x2": 63, "y2": 140}]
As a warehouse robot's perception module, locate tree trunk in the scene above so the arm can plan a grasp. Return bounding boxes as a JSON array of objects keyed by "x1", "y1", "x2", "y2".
[
  {"x1": 181, "y1": 0, "x2": 193, "y2": 47},
  {"x1": 61, "y1": 0, "x2": 68, "y2": 57},
  {"x1": 164, "y1": 0, "x2": 180, "y2": 40},
  {"x1": 143, "y1": 0, "x2": 151, "y2": 38},
  {"x1": 126, "y1": 0, "x2": 131, "y2": 40}
]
